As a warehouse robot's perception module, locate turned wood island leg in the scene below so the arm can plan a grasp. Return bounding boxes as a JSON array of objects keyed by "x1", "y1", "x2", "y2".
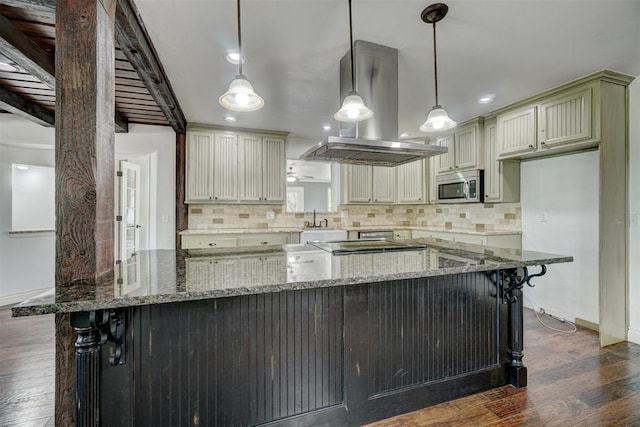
[{"x1": 71, "y1": 312, "x2": 102, "y2": 427}]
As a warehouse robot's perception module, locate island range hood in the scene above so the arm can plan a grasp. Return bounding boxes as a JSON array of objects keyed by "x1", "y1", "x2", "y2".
[{"x1": 301, "y1": 40, "x2": 447, "y2": 167}]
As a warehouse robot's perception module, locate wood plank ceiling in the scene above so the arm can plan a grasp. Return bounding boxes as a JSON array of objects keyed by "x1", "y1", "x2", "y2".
[{"x1": 0, "y1": 0, "x2": 186, "y2": 133}]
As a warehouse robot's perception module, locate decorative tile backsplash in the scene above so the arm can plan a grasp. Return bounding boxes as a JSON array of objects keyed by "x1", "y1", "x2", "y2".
[{"x1": 187, "y1": 203, "x2": 521, "y2": 232}]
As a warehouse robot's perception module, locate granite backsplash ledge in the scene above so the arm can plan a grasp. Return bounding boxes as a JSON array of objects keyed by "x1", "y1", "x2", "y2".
[{"x1": 187, "y1": 203, "x2": 521, "y2": 232}]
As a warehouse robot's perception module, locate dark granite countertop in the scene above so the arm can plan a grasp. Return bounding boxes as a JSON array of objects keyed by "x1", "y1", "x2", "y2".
[{"x1": 12, "y1": 239, "x2": 572, "y2": 317}]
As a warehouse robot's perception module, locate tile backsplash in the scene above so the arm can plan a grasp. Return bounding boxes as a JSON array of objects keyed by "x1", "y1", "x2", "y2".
[{"x1": 187, "y1": 203, "x2": 521, "y2": 232}]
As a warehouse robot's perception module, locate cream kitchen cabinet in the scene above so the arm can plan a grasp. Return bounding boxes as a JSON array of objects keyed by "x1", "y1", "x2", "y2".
[
  {"x1": 411, "y1": 229, "x2": 521, "y2": 249},
  {"x1": 483, "y1": 118, "x2": 520, "y2": 203},
  {"x1": 496, "y1": 106, "x2": 537, "y2": 157},
  {"x1": 396, "y1": 160, "x2": 426, "y2": 203},
  {"x1": 538, "y1": 86, "x2": 592, "y2": 149},
  {"x1": 186, "y1": 126, "x2": 287, "y2": 204},
  {"x1": 181, "y1": 231, "x2": 297, "y2": 249},
  {"x1": 186, "y1": 130, "x2": 238, "y2": 202},
  {"x1": 497, "y1": 83, "x2": 597, "y2": 160},
  {"x1": 342, "y1": 165, "x2": 396, "y2": 204},
  {"x1": 238, "y1": 134, "x2": 286, "y2": 203},
  {"x1": 435, "y1": 119, "x2": 484, "y2": 174},
  {"x1": 428, "y1": 155, "x2": 438, "y2": 203}
]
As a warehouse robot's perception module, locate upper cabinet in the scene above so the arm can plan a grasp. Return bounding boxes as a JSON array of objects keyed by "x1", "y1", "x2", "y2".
[
  {"x1": 497, "y1": 82, "x2": 599, "y2": 160},
  {"x1": 484, "y1": 118, "x2": 520, "y2": 203},
  {"x1": 186, "y1": 126, "x2": 286, "y2": 204},
  {"x1": 435, "y1": 119, "x2": 484, "y2": 173},
  {"x1": 342, "y1": 164, "x2": 396, "y2": 204},
  {"x1": 238, "y1": 135, "x2": 286, "y2": 202},
  {"x1": 342, "y1": 160, "x2": 426, "y2": 205},
  {"x1": 397, "y1": 160, "x2": 426, "y2": 203}
]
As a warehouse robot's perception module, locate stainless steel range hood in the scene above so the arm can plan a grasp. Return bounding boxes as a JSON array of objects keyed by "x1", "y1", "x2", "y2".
[{"x1": 301, "y1": 40, "x2": 447, "y2": 167}]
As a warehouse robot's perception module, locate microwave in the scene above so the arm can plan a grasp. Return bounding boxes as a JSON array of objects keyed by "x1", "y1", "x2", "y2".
[{"x1": 436, "y1": 169, "x2": 484, "y2": 204}]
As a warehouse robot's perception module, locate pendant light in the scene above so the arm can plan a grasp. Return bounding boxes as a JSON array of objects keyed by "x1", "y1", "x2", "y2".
[
  {"x1": 219, "y1": 0, "x2": 264, "y2": 112},
  {"x1": 334, "y1": 0, "x2": 373, "y2": 123},
  {"x1": 419, "y1": 3, "x2": 456, "y2": 133}
]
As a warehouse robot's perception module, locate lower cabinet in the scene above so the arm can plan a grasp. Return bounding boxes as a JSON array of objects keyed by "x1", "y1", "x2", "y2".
[
  {"x1": 411, "y1": 229, "x2": 521, "y2": 249},
  {"x1": 182, "y1": 232, "x2": 297, "y2": 249}
]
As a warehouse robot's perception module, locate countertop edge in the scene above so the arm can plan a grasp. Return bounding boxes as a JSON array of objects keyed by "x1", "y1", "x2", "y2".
[{"x1": 11, "y1": 256, "x2": 572, "y2": 317}]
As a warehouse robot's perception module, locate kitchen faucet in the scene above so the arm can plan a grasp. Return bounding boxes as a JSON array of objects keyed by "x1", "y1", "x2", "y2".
[{"x1": 304, "y1": 209, "x2": 328, "y2": 228}]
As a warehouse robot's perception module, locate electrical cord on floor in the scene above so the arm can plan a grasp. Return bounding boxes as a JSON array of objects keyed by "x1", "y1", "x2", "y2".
[{"x1": 524, "y1": 296, "x2": 577, "y2": 333}]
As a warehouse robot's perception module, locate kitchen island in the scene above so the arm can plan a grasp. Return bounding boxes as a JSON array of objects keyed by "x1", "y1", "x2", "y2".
[{"x1": 13, "y1": 239, "x2": 571, "y2": 426}]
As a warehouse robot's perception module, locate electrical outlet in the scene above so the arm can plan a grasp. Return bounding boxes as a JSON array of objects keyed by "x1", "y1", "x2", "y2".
[
  {"x1": 266, "y1": 211, "x2": 275, "y2": 220},
  {"x1": 161, "y1": 215, "x2": 169, "y2": 223}
]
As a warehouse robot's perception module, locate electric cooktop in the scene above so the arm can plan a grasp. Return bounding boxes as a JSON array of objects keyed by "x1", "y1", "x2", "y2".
[{"x1": 308, "y1": 239, "x2": 427, "y2": 255}]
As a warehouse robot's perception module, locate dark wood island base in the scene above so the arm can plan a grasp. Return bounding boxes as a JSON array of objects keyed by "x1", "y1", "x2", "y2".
[{"x1": 72, "y1": 268, "x2": 537, "y2": 426}]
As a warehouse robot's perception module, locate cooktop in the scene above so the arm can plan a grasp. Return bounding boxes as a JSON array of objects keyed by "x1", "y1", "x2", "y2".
[{"x1": 308, "y1": 239, "x2": 427, "y2": 255}]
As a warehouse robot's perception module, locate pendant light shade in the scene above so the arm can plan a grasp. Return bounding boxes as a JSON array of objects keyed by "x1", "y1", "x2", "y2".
[
  {"x1": 419, "y1": 105, "x2": 456, "y2": 132},
  {"x1": 219, "y1": 0, "x2": 264, "y2": 112},
  {"x1": 334, "y1": 0, "x2": 373, "y2": 123},
  {"x1": 334, "y1": 91, "x2": 373, "y2": 122},
  {"x1": 419, "y1": 3, "x2": 456, "y2": 133},
  {"x1": 219, "y1": 74, "x2": 264, "y2": 112}
]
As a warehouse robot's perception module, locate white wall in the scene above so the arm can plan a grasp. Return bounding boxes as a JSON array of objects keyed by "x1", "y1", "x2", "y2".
[
  {"x1": 521, "y1": 150, "x2": 600, "y2": 325},
  {"x1": 0, "y1": 116, "x2": 176, "y2": 304},
  {"x1": 629, "y1": 77, "x2": 640, "y2": 344},
  {"x1": 0, "y1": 143, "x2": 55, "y2": 305}
]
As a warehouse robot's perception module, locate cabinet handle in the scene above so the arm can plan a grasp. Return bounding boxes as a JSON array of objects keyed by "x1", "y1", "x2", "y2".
[
  {"x1": 208, "y1": 243, "x2": 217, "y2": 247},
  {"x1": 260, "y1": 241, "x2": 269, "y2": 245}
]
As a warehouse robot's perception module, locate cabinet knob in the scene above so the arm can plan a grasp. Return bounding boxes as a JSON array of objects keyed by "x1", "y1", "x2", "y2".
[
  {"x1": 209, "y1": 196, "x2": 212, "y2": 200},
  {"x1": 260, "y1": 241, "x2": 268, "y2": 245},
  {"x1": 418, "y1": 198, "x2": 422, "y2": 201},
  {"x1": 540, "y1": 142, "x2": 546, "y2": 145},
  {"x1": 449, "y1": 167, "x2": 453, "y2": 170},
  {"x1": 214, "y1": 196, "x2": 218, "y2": 200},
  {"x1": 208, "y1": 243, "x2": 216, "y2": 247},
  {"x1": 374, "y1": 199, "x2": 378, "y2": 202},
  {"x1": 528, "y1": 144, "x2": 534, "y2": 148}
]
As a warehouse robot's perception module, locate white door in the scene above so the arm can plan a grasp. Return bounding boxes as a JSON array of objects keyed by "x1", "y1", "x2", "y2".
[{"x1": 117, "y1": 160, "x2": 141, "y2": 261}]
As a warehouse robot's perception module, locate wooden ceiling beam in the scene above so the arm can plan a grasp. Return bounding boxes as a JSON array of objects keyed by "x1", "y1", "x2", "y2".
[
  {"x1": 0, "y1": 0, "x2": 54, "y2": 14},
  {"x1": 115, "y1": 109, "x2": 129, "y2": 133},
  {"x1": 0, "y1": 12, "x2": 55, "y2": 89},
  {"x1": 0, "y1": 84, "x2": 54, "y2": 126},
  {"x1": 114, "y1": 0, "x2": 186, "y2": 133}
]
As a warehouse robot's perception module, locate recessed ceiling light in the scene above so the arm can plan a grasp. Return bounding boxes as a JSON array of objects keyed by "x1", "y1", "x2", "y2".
[
  {"x1": 399, "y1": 132, "x2": 409, "y2": 138},
  {"x1": 478, "y1": 94, "x2": 496, "y2": 104},
  {"x1": 323, "y1": 124, "x2": 332, "y2": 131},
  {"x1": 224, "y1": 50, "x2": 245, "y2": 65},
  {"x1": 224, "y1": 115, "x2": 237, "y2": 123},
  {"x1": 0, "y1": 61, "x2": 17, "y2": 72}
]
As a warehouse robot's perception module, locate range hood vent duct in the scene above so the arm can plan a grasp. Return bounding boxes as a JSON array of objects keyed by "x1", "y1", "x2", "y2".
[{"x1": 301, "y1": 40, "x2": 447, "y2": 167}]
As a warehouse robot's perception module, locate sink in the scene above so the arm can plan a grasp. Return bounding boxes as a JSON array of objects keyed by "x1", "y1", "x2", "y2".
[{"x1": 300, "y1": 229, "x2": 347, "y2": 244}]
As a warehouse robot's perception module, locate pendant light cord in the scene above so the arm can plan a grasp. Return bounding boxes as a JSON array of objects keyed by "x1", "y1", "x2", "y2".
[
  {"x1": 432, "y1": 20, "x2": 438, "y2": 106},
  {"x1": 237, "y1": 0, "x2": 243, "y2": 76},
  {"x1": 349, "y1": 0, "x2": 355, "y2": 92}
]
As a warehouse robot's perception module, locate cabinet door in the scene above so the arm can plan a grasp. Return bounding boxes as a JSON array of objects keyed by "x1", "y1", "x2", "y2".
[
  {"x1": 261, "y1": 137, "x2": 285, "y2": 202},
  {"x1": 372, "y1": 166, "x2": 396, "y2": 203},
  {"x1": 436, "y1": 134, "x2": 455, "y2": 173},
  {"x1": 345, "y1": 165, "x2": 372, "y2": 203},
  {"x1": 186, "y1": 131, "x2": 214, "y2": 201},
  {"x1": 428, "y1": 156, "x2": 438, "y2": 203},
  {"x1": 483, "y1": 121, "x2": 501, "y2": 202},
  {"x1": 397, "y1": 160, "x2": 425, "y2": 203},
  {"x1": 454, "y1": 124, "x2": 478, "y2": 170},
  {"x1": 497, "y1": 107, "x2": 537, "y2": 157},
  {"x1": 212, "y1": 133, "x2": 238, "y2": 201},
  {"x1": 538, "y1": 87, "x2": 591, "y2": 148},
  {"x1": 238, "y1": 135, "x2": 263, "y2": 201}
]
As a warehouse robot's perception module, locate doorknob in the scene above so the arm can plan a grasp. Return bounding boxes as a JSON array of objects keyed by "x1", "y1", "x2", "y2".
[{"x1": 135, "y1": 225, "x2": 142, "y2": 229}]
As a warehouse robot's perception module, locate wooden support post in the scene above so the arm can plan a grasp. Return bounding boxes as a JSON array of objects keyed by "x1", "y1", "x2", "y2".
[
  {"x1": 54, "y1": 0, "x2": 117, "y2": 423},
  {"x1": 176, "y1": 132, "x2": 187, "y2": 248}
]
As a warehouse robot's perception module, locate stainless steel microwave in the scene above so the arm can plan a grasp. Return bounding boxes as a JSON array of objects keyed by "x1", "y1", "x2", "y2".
[{"x1": 435, "y1": 169, "x2": 484, "y2": 204}]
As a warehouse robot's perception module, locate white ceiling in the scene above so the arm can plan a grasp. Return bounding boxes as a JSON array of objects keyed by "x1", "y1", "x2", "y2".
[{"x1": 135, "y1": 0, "x2": 640, "y2": 143}]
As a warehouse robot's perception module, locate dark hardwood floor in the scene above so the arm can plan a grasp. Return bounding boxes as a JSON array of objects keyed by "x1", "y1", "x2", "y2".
[{"x1": 1, "y1": 307, "x2": 639, "y2": 426}]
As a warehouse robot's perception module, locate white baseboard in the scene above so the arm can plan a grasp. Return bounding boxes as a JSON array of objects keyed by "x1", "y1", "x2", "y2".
[
  {"x1": 0, "y1": 287, "x2": 52, "y2": 308},
  {"x1": 628, "y1": 328, "x2": 640, "y2": 345}
]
